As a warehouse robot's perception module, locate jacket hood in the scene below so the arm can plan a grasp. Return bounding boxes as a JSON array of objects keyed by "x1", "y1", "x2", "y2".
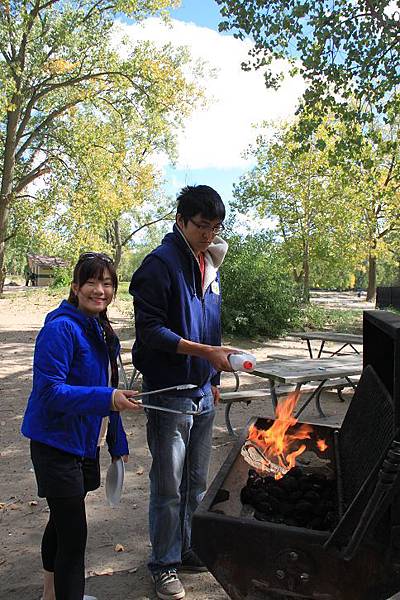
[
  {"x1": 168, "y1": 223, "x2": 228, "y2": 268},
  {"x1": 163, "y1": 224, "x2": 228, "y2": 294},
  {"x1": 45, "y1": 300, "x2": 98, "y2": 329}
]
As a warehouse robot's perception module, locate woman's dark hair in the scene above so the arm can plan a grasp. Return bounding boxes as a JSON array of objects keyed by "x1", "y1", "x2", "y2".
[
  {"x1": 176, "y1": 185, "x2": 225, "y2": 224},
  {"x1": 67, "y1": 252, "x2": 118, "y2": 309},
  {"x1": 67, "y1": 252, "x2": 119, "y2": 388}
]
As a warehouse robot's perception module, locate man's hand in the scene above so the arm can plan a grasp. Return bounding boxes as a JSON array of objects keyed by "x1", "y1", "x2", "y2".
[
  {"x1": 111, "y1": 390, "x2": 143, "y2": 412},
  {"x1": 206, "y1": 345, "x2": 238, "y2": 372},
  {"x1": 211, "y1": 385, "x2": 220, "y2": 405},
  {"x1": 177, "y1": 339, "x2": 242, "y2": 372}
]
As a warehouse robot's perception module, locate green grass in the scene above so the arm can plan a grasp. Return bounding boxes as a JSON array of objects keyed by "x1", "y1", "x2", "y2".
[
  {"x1": 298, "y1": 304, "x2": 363, "y2": 334},
  {"x1": 117, "y1": 281, "x2": 131, "y2": 301}
]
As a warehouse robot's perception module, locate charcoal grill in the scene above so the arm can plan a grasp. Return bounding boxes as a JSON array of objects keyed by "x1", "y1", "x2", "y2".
[{"x1": 192, "y1": 311, "x2": 400, "y2": 599}]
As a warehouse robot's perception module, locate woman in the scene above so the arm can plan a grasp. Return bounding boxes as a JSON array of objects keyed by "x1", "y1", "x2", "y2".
[{"x1": 21, "y1": 252, "x2": 141, "y2": 600}]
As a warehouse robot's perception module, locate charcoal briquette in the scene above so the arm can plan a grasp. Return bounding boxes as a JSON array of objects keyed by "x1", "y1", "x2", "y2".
[
  {"x1": 280, "y1": 476, "x2": 298, "y2": 492},
  {"x1": 268, "y1": 485, "x2": 286, "y2": 500},
  {"x1": 280, "y1": 501, "x2": 294, "y2": 516},
  {"x1": 254, "y1": 510, "x2": 271, "y2": 521},
  {"x1": 240, "y1": 487, "x2": 253, "y2": 505},
  {"x1": 290, "y1": 490, "x2": 303, "y2": 502},
  {"x1": 303, "y1": 490, "x2": 320, "y2": 503},
  {"x1": 294, "y1": 500, "x2": 313, "y2": 514},
  {"x1": 290, "y1": 466, "x2": 304, "y2": 479}
]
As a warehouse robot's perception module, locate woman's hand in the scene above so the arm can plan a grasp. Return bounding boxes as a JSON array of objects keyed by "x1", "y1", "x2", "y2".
[
  {"x1": 112, "y1": 454, "x2": 129, "y2": 463},
  {"x1": 111, "y1": 389, "x2": 143, "y2": 412}
]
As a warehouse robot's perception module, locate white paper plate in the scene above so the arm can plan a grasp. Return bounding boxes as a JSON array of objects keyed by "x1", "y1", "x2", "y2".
[{"x1": 105, "y1": 458, "x2": 125, "y2": 507}]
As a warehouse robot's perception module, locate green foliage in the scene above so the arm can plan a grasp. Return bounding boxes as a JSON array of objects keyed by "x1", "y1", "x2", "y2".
[
  {"x1": 51, "y1": 267, "x2": 71, "y2": 289},
  {"x1": 233, "y1": 119, "x2": 362, "y2": 300},
  {"x1": 216, "y1": 0, "x2": 399, "y2": 131},
  {"x1": 0, "y1": 0, "x2": 203, "y2": 288},
  {"x1": 221, "y1": 235, "x2": 301, "y2": 338}
]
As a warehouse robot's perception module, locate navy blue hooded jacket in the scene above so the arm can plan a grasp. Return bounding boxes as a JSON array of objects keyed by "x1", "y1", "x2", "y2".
[
  {"x1": 129, "y1": 225, "x2": 228, "y2": 397},
  {"x1": 21, "y1": 300, "x2": 128, "y2": 459}
]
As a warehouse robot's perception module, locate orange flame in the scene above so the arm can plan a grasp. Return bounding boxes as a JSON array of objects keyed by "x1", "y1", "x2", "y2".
[
  {"x1": 317, "y1": 438, "x2": 328, "y2": 452},
  {"x1": 247, "y1": 392, "x2": 313, "y2": 479}
]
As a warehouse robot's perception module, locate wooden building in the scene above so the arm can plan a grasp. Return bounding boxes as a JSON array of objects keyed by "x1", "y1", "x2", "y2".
[{"x1": 26, "y1": 254, "x2": 69, "y2": 287}]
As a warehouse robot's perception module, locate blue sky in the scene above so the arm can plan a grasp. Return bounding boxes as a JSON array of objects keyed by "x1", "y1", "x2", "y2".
[
  {"x1": 166, "y1": 0, "x2": 245, "y2": 208},
  {"x1": 118, "y1": 1, "x2": 304, "y2": 216},
  {"x1": 170, "y1": 0, "x2": 224, "y2": 29}
]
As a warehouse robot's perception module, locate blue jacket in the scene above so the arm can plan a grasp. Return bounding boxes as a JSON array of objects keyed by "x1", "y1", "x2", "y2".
[
  {"x1": 21, "y1": 300, "x2": 128, "y2": 459},
  {"x1": 129, "y1": 225, "x2": 228, "y2": 397}
]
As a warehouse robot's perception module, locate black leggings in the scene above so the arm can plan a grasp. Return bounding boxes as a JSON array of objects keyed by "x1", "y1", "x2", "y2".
[{"x1": 42, "y1": 496, "x2": 87, "y2": 600}]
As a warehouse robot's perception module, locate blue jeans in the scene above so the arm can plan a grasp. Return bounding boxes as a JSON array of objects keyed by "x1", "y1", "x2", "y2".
[{"x1": 145, "y1": 389, "x2": 215, "y2": 574}]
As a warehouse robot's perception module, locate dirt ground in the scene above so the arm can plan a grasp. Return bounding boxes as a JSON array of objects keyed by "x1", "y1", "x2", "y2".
[{"x1": 0, "y1": 288, "x2": 374, "y2": 600}]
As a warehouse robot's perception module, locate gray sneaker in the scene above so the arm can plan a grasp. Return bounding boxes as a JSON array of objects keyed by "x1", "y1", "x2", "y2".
[{"x1": 153, "y1": 569, "x2": 185, "y2": 600}]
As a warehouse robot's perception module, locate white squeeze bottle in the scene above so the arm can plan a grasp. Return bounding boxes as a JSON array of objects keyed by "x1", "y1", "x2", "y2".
[{"x1": 228, "y1": 353, "x2": 257, "y2": 372}]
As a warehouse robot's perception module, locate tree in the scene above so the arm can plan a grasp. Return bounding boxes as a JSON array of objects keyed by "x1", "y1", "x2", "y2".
[
  {"x1": 108, "y1": 206, "x2": 175, "y2": 270},
  {"x1": 232, "y1": 120, "x2": 360, "y2": 301},
  {"x1": 342, "y1": 117, "x2": 400, "y2": 299},
  {"x1": 216, "y1": 0, "x2": 400, "y2": 129},
  {"x1": 0, "y1": 0, "x2": 201, "y2": 291}
]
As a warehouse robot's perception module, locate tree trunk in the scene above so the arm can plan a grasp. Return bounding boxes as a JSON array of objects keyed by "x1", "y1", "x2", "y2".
[
  {"x1": 0, "y1": 202, "x2": 10, "y2": 294},
  {"x1": 302, "y1": 239, "x2": 310, "y2": 303},
  {"x1": 395, "y1": 259, "x2": 400, "y2": 287},
  {"x1": 366, "y1": 251, "x2": 377, "y2": 301},
  {"x1": 112, "y1": 219, "x2": 122, "y2": 271},
  {"x1": 0, "y1": 109, "x2": 19, "y2": 293}
]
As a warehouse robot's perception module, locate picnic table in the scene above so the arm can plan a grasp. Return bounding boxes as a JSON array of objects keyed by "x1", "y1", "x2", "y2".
[
  {"x1": 220, "y1": 354, "x2": 362, "y2": 435},
  {"x1": 252, "y1": 355, "x2": 362, "y2": 418},
  {"x1": 291, "y1": 331, "x2": 363, "y2": 359}
]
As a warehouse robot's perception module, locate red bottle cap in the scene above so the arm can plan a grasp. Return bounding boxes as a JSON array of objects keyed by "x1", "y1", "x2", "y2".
[{"x1": 243, "y1": 361, "x2": 253, "y2": 370}]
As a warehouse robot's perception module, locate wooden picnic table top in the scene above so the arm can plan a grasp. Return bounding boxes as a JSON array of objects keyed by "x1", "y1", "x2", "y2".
[
  {"x1": 291, "y1": 331, "x2": 363, "y2": 344},
  {"x1": 252, "y1": 355, "x2": 363, "y2": 385}
]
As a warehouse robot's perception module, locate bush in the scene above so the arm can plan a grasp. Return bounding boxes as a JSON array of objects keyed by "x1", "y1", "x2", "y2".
[
  {"x1": 51, "y1": 267, "x2": 71, "y2": 288},
  {"x1": 221, "y1": 235, "x2": 301, "y2": 338}
]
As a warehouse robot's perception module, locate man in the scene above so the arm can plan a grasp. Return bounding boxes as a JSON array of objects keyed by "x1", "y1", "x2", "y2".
[{"x1": 129, "y1": 185, "x2": 233, "y2": 600}]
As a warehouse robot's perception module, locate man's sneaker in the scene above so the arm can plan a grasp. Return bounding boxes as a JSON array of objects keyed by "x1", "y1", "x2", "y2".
[
  {"x1": 178, "y1": 550, "x2": 208, "y2": 573},
  {"x1": 153, "y1": 569, "x2": 185, "y2": 600}
]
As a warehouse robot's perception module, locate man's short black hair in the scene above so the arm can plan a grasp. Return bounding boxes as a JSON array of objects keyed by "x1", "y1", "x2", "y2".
[{"x1": 176, "y1": 185, "x2": 225, "y2": 224}]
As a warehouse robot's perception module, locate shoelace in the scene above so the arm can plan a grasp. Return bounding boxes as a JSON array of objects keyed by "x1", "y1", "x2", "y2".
[{"x1": 158, "y1": 570, "x2": 178, "y2": 584}]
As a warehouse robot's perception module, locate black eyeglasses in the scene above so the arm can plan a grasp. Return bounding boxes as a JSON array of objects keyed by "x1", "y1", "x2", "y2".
[
  {"x1": 78, "y1": 252, "x2": 114, "y2": 264},
  {"x1": 189, "y1": 219, "x2": 225, "y2": 234}
]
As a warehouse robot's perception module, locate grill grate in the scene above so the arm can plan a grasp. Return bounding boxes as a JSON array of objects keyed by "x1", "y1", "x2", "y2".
[{"x1": 338, "y1": 365, "x2": 395, "y2": 508}]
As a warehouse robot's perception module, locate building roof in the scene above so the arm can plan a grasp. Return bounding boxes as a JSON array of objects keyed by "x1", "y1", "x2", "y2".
[{"x1": 27, "y1": 253, "x2": 69, "y2": 269}]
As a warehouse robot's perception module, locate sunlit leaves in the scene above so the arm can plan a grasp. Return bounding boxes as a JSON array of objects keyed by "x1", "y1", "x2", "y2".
[
  {"x1": 1, "y1": 0, "x2": 205, "y2": 276},
  {"x1": 232, "y1": 118, "x2": 363, "y2": 299},
  {"x1": 215, "y1": 0, "x2": 400, "y2": 133}
]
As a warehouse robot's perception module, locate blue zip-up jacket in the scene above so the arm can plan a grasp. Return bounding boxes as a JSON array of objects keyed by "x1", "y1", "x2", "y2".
[
  {"x1": 129, "y1": 225, "x2": 228, "y2": 397},
  {"x1": 21, "y1": 300, "x2": 128, "y2": 459}
]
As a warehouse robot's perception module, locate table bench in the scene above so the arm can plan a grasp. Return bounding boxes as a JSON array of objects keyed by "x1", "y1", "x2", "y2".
[{"x1": 117, "y1": 339, "x2": 143, "y2": 389}]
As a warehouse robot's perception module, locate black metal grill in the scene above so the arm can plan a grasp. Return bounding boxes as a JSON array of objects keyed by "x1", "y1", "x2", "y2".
[{"x1": 192, "y1": 311, "x2": 400, "y2": 600}]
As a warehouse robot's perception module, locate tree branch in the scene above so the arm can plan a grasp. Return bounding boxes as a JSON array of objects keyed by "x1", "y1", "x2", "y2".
[
  {"x1": 15, "y1": 98, "x2": 82, "y2": 160},
  {"x1": 14, "y1": 161, "x2": 51, "y2": 193},
  {"x1": 122, "y1": 209, "x2": 174, "y2": 247}
]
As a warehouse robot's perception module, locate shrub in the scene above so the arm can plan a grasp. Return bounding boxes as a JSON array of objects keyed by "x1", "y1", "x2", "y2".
[
  {"x1": 221, "y1": 235, "x2": 301, "y2": 338},
  {"x1": 51, "y1": 267, "x2": 71, "y2": 288}
]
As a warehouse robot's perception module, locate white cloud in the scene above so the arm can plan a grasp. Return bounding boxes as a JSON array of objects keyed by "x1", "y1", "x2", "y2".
[{"x1": 113, "y1": 18, "x2": 305, "y2": 170}]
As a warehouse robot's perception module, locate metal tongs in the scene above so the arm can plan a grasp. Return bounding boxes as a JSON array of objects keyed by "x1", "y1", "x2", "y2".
[{"x1": 129, "y1": 384, "x2": 201, "y2": 415}]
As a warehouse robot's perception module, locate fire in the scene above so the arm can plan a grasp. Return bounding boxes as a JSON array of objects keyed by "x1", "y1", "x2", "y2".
[
  {"x1": 246, "y1": 392, "x2": 313, "y2": 479},
  {"x1": 317, "y1": 438, "x2": 328, "y2": 452}
]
